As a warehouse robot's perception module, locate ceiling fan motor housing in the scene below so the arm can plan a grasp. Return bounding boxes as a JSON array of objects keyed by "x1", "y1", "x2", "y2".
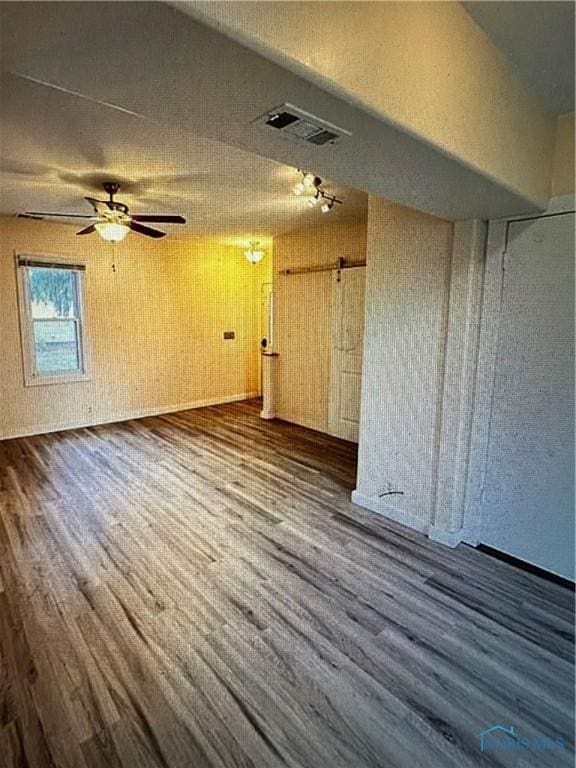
[
  {"x1": 103, "y1": 181, "x2": 121, "y2": 198},
  {"x1": 101, "y1": 182, "x2": 129, "y2": 214}
]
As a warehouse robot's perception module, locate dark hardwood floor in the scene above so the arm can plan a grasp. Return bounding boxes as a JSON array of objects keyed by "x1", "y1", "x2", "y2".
[{"x1": 0, "y1": 400, "x2": 573, "y2": 768}]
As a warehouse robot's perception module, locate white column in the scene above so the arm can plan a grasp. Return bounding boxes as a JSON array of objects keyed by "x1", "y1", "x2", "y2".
[
  {"x1": 260, "y1": 351, "x2": 279, "y2": 419},
  {"x1": 429, "y1": 219, "x2": 487, "y2": 547}
]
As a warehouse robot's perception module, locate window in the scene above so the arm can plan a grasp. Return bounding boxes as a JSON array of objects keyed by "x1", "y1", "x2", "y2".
[{"x1": 17, "y1": 256, "x2": 89, "y2": 385}]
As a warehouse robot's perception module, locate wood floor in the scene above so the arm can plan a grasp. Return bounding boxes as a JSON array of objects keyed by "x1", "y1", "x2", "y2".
[{"x1": 0, "y1": 400, "x2": 573, "y2": 768}]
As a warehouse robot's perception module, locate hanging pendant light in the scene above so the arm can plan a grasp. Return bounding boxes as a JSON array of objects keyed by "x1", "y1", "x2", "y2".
[{"x1": 244, "y1": 241, "x2": 265, "y2": 264}]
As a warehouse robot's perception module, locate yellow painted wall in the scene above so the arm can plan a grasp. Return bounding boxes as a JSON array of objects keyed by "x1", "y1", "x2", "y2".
[
  {"x1": 552, "y1": 113, "x2": 575, "y2": 198},
  {"x1": 0, "y1": 218, "x2": 271, "y2": 438},
  {"x1": 273, "y1": 220, "x2": 367, "y2": 433}
]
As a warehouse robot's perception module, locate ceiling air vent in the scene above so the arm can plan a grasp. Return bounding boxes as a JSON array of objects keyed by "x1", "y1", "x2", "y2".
[{"x1": 253, "y1": 103, "x2": 351, "y2": 147}]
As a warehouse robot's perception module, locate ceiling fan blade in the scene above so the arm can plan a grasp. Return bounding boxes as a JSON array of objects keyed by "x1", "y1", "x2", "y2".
[
  {"x1": 19, "y1": 211, "x2": 98, "y2": 219},
  {"x1": 76, "y1": 224, "x2": 97, "y2": 236},
  {"x1": 129, "y1": 221, "x2": 166, "y2": 239},
  {"x1": 85, "y1": 196, "x2": 113, "y2": 213},
  {"x1": 131, "y1": 215, "x2": 186, "y2": 224}
]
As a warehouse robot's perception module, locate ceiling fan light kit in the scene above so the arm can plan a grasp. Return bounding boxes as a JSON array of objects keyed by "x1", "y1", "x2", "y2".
[
  {"x1": 18, "y1": 182, "x2": 186, "y2": 242},
  {"x1": 292, "y1": 170, "x2": 342, "y2": 215},
  {"x1": 94, "y1": 221, "x2": 130, "y2": 242}
]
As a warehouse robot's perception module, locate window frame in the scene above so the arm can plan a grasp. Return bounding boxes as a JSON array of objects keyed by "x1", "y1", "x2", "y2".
[{"x1": 16, "y1": 253, "x2": 91, "y2": 387}]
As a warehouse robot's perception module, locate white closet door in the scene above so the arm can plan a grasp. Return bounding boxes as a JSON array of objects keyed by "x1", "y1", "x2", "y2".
[{"x1": 479, "y1": 212, "x2": 575, "y2": 579}]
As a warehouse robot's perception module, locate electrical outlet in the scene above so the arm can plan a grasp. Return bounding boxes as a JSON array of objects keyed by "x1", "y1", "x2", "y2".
[{"x1": 223, "y1": 331, "x2": 235, "y2": 340}]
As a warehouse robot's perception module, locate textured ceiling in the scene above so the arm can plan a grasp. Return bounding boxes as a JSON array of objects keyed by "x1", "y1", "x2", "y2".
[
  {"x1": 462, "y1": 1, "x2": 575, "y2": 114},
  {"x1": 0, "y1": 72, "x2": 367, "y2": 238},
  {"x1": 0, "y1": 1, "x2": 540, "y2": 223}
]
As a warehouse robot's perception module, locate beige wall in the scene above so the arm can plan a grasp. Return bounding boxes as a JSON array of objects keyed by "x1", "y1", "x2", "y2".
[
  {"x1": 273, "y1": 221, "x2": 367, "y2": 433},
  {"x1": 0, "y1": 218, "x2": 271, "y2": 438},
  {"x1": 552, "y1": 112, "x2": 575, "y2": 197},
  {"x1": 190, "y1": 0, "x2": 554, "y2": 205},
  {"x1": 353, "y1": 198, "x2": 453, "y2": 531}
]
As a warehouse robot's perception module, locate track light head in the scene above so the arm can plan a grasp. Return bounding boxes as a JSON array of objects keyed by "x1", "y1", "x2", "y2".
[{"x1": 307, "y1": 194, "x2": 320, "y2": 208}]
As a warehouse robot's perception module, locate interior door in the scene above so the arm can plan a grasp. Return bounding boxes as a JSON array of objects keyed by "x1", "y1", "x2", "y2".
[
  {"x1": 479, "y1": 211, "x2": 575, "y2": 580},
  {"x1": 328, "y1": 266, "x2": 366, "y2": 442}
]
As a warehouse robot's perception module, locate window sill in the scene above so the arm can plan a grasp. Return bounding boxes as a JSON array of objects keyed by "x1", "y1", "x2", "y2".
[{"x1": 24, "y1": 372, "x2": 91, "y2": 387}]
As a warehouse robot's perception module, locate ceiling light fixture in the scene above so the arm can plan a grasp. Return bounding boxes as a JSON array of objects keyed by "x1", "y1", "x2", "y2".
[
  {"x1": 19, "y1": 182, "x2": 187, "y2": 242},
  {"x1": 95, "y1": 221, "x2": 130, "y2": 242},
  {"x1": 244, "y1": 241, "x2": 265, "y2": 264},
  {"x1": 321, "y1": 197, "x2": 336, "y2": 214},
  {"x1": 293, "y1": 170, "x2": 343, "y2": 214},
  {"x1": 293, "y1": 170, "x2": 321, "y2": 196}
]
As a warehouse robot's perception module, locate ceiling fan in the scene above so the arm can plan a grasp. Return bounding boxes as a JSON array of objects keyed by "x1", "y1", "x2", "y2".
[{"x1": 18, "y1": 182, "x2": 186, "y2": 242}]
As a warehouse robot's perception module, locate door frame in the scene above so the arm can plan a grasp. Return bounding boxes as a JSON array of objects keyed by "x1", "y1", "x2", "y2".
[
  {"x1": 258, "y1": 281, "x2": 273, "y2": 395},
  {"x1": 461, "y1": 193, "x2": 576, "y2": 545}
]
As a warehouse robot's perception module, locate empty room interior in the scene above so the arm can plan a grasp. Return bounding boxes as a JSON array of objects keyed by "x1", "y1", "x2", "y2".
[{"x1": 0, "y1": 2, "x2": 575, "y2": 766}]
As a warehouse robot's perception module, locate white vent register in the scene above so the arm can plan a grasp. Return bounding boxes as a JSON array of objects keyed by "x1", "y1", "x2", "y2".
[{"x1": 253, "y1": 103, "x2": 351, "y2": 147}]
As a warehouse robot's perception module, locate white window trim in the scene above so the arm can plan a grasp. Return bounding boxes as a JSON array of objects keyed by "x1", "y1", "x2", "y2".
[{"x1": 16, "y1": 252, "x2": 91, "y2": 387}]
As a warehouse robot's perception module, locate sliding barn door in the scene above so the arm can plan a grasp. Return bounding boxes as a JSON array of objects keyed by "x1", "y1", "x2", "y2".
[{"x1": 328, "y1": 267, "x2": 366, "y2": 442}]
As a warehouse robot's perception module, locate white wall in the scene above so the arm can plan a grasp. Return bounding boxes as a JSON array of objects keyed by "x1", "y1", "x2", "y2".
[
  {"x1": 430, "y1": 219, "x2": 487, "y2": 545},
  {"x1": 352, "y1": 199, "x2": 453, "y2": 531},
  {"x1": 552, "y1": 112, "x2": 575, "y2": 197},
  {"x1": 0, "y1": 218, "x2": 271, "y2": 439},
  {"x1": 352, "y1": 190, "x2": 574, "y2": 584}
]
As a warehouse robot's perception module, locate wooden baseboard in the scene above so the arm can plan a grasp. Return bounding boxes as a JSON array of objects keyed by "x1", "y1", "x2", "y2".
[
  {"x1": 0, "y1": 391, "x2": 259, "y2": 440},
  {"x1": 351, "y1": 490, "x2": 429, "y2": 534},
  {"x1": 428, "y1": 525, "x2": 463, "y2": 548},
  {"x1": 352, "y1": 492, "x2": 469, "y2": 549}
]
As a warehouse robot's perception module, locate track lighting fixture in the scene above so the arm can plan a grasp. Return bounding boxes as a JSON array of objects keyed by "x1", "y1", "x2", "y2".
[
  {"x1": 318, "y1": 189, "x2": 341, "y2": 213},
  {"x1": 292, "y1": 170, "x2": 343, "y2": 214}
]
